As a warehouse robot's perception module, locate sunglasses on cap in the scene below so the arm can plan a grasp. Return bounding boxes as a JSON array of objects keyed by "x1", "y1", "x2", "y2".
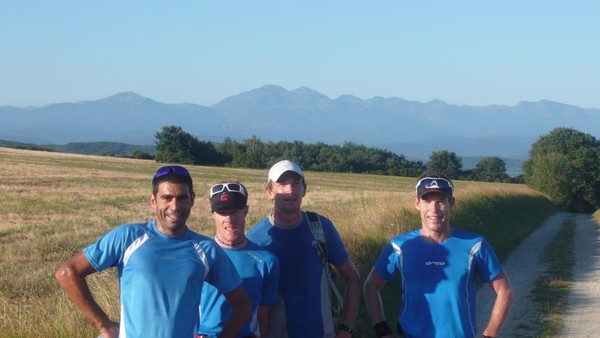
[
  {"x1": 210, "y1": 183, "x2": 246, "y2": 198},
  {"x1": 415, "y1": 177, "x2": 454, "y2": 190},
  {"x1": 152, "y1": 165, "x2": 191, "y2": 183}
]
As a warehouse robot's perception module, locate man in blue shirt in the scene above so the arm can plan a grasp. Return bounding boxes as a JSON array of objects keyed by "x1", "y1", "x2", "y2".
[
  {"x1": 246, "y1": 160, "x2": 361, "y2": 338},
  {"x1": 364, "y1": 174, "x2": 514, "y2": 338},
  {"x1": 198, "y1": 181, "x2": 279, "y2": 338},
  {"x1": 56, "y1": 165, "x2": 251, "y2": 338}
]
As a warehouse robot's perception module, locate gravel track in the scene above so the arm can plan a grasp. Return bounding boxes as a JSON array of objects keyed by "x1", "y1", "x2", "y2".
[{"x1": 476, "y1": 212, "x2": 600, "y2": 337}]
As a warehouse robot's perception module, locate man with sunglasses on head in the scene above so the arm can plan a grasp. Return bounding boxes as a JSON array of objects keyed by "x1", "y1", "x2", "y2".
[
  {"x1": 246, "y1": 160, "x2": 361, "y2": 338},
  {"x1": 198, "y1": 181, "x2": 280, "y2": 338},
  {"x1": 364, "y1": 174, "x2": 513, "y2": 338},
  {"x1": 56, "y1": 165, "x2": 251, "y2": 338}
]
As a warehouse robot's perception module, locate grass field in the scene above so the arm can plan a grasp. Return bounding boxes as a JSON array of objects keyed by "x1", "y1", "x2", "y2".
[{"x1": 0, "y1": 147, "x2": 558, "y2": 337}]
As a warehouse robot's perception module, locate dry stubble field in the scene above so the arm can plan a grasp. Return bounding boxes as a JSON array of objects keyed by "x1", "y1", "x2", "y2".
[{"x1": 0, "y1": 147, "x2": 554, "y2": 337}]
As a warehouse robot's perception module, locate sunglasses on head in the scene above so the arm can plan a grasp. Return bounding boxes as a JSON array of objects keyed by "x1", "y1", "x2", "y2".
[
  {"x1": 152, "y1": 166, "x2": 191, "y2": 183},
  {"x1": 415, "y1": 177, "x2": 454, "y2": 190},
  {"x1": 210, "y1": 183, "x2": 246, "y2": 198}
]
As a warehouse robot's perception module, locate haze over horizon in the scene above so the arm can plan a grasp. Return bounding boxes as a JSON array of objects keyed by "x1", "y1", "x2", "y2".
[{"x1": 2, "y1": 1, "x2": 599, "y2": 109}]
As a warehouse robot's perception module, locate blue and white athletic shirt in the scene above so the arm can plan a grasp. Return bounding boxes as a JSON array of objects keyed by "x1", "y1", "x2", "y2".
[
  {"x1": 198, "y1": 240, "x2": 279, "y2": 337},
  {"x1": 246, "y1": 213, "x2": 349, "y2": 338},
  {"x1": 373, "y1": 228, "x2": 503, "y2": 338},
  {"x1": 83, "y1": 220, "x2": 242, "y2": 338}
]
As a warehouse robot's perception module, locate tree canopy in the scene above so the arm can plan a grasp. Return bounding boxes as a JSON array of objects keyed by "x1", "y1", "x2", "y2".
[
  {"x1": 523, "y1": 127, "x2": 600, "y2": 212},
  {"x1": 426, "y1": 150, "x2": 463, "y2": 179}
]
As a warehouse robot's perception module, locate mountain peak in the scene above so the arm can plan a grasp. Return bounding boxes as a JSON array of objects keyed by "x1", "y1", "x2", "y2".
[{"x1": 99, "y1": 92, "x2": 155, "y2": 105}]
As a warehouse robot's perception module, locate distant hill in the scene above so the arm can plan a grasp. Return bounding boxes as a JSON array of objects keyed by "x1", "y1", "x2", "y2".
[
  {"x1": 2, "y1": 85, "x2": 599, "y2": 175},
  {"x1": 0, "y1": 139, "x2": 154, "y2": 157}
]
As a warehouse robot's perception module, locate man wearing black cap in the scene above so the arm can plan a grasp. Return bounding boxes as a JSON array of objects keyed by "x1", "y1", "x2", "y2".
[
  {"x1": 56, "y1": 166, "x2": 251, "y2": 338},
  {"x1": 198, "y1": 181, "x2": 280, "y2": 338},
  {"x1": 364, "y1": 174, "x2": 513, "y2": 338}
]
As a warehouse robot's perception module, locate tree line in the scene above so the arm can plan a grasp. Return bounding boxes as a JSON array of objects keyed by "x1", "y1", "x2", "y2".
[{"x1": 151, "y1": 125, "x2": 521, "y2": 183}]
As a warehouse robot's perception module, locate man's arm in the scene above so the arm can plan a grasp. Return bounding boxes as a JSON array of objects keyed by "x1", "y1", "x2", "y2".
[
  {"x1": 55, "y1": 251, "x2": 119, "y2": 338},
  {"x1": 364, "y1": 268, "x2": 394, "y2": 338},
  {"x1": 335, "y1": 258, "x2": 361, "y2": 337},
  {"x1": 257, "y1": 304, "x2": 272, "y2": 337},
  {"x1": 219, "y1": 285, "x2": 251, "y2": 338},
  {"x1": 481, "y1": 271, "x2": 514, "y2": 337}
]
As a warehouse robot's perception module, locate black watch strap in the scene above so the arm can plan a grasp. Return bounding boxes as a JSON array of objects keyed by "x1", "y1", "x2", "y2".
[{"x1": 337, "y1": 324, "x2": 354, "y2": 334}]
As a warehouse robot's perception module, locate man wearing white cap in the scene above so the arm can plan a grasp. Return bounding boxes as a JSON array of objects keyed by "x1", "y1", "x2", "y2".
[
  {"x1": 364, "y1": 173, "x2": 513, "y2": 338},
  {"x1": 246, "y1": 160, "x2": 361, "y2": 338}
]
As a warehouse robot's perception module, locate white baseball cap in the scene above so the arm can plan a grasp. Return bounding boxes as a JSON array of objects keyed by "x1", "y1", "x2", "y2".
[{"x1": 268, "y1": 160, "x2": 305, "y2": 183}]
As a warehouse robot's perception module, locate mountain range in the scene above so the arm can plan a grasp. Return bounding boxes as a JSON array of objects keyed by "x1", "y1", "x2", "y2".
[{"x1": 2, "y1": 85, "x2": 599, "y2": 171}]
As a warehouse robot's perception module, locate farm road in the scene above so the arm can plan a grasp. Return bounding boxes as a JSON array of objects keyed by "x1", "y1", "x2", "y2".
[{"x1": 476, "y1": 212, "x2": 600, "y2": 337}]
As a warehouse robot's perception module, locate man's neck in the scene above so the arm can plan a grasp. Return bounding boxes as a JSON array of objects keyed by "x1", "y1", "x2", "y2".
[
  {"x1": 271, "y1": 210, "x2": 303, "y2": 227},
  {"x1": 215, "y1": 235, "x2": 247, "y2": 249},
  {"x1": 420, "y1": 228, "x2": 452, "y2": 243}
]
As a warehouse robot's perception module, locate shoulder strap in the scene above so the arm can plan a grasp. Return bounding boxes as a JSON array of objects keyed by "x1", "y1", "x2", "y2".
[
  {"x1": 304, "y1": 211, "x2": 344, "y2": 320},
  {"x1": 306, "y1": 211, "x2": 326, "y2": 244}
]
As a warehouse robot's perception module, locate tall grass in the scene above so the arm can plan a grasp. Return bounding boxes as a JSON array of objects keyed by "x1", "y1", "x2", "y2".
[{"x1": 0, "y1": 147, "x2": 557, "y2": 337}]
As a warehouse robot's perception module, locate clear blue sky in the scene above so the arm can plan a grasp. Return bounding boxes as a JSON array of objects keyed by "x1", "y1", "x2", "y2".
[{"x1": 2, "y1": 1, "x2": 599, "y2": 109}]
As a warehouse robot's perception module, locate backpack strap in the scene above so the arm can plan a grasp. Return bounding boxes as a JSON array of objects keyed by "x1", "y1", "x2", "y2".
[{"x1": 305, "y1": 211, "x2": 344, "y2": 320}]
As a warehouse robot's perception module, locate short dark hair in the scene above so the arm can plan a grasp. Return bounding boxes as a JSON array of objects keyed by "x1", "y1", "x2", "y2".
[{"x1": 152, "y1": 172, "x2": 194, "y2": 195}]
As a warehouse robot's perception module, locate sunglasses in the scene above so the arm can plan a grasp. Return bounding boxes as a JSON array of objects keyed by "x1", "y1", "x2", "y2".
[
  {"x1": 210, "y1": 183, "x2": 246, "y2": 198},
  {"x1": 152, "y1": 166, "x2": 191, "y2": 183},
  {"x1": 415, "y1": 177, "x2": 454, "y2": 190}
]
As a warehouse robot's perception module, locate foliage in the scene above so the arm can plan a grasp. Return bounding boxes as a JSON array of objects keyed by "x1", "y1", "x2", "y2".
[
  {"x1": 426, "y1": 150, "x2": 463, "y2": 179},
  {"x1": 472, "y1": 156, "x2": 509, "y2": 182},
  {"x1": 523, "y1": 127, "x2": 600, "y2": 212},
  {"x1": 131, "y1": 150, "x2": 154, "y2": 160},
  {"x1": 154, "y1": 125, "x2": 223, "y2": 165},
  {"x1": 213, "y1": 135, "x2": 426, "y2": 177}
]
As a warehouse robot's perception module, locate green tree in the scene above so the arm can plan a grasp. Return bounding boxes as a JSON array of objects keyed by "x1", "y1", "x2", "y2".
[
  {"x1": 523, "y1": 127, "x2": 600, "y2": 212},
  {"x1": 131, "y1": 150, "x2": 154, "y2": 160},
  {"x1": 473, "y1": 157, "x2": 509, "y2": 182},
  {"x1": 154, "y1": 126, "x2": 198, "y2": 164},
  {"x1": 426, "y1": 150, "x2": 463, "y2": 179},
  {"x1": 154, "y1": 125, "x2": 221, "y2": 165}
]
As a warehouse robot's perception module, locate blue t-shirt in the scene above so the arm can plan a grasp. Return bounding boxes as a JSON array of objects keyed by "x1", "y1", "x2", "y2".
[
  {"x1": 246, "y1": 212, "x2": 349, "y2": 338},
  {"x1": 373, "y1": 228, "x2": 503, "y2": 338},
  {"x1": 198, "y1": 240, "x2": 279, "y2": 337},
  {"x1": 83, "y1": 220, "x2": 242, "y2": 338}
]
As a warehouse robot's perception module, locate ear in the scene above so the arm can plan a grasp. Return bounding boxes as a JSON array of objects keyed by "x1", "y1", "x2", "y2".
[
  {"x1": 150, "y1": 193, "x2": 156, "y2": 207},
  {"x1": 413, "y1": 196, "x2": 420, "y2": 210},
  {"x1": 448, "y1": 196, "x2": 455, "y2": 208},
  {"x1": 266, "y1": 185, "x2": 276, "y2": 201}
]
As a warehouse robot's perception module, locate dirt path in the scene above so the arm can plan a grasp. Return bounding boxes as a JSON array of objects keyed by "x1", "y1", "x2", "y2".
[
  {"x1": 476, "y1": 212, "x2": 600, "y2": 337},
  {"x1": 559, "y1": 213, "x2": 600, "y2": 337}
]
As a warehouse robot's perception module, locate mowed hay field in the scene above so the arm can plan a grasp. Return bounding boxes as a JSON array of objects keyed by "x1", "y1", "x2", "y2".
[{"x1": 0, "y1": 147, "x2": 557, "y2": 337}]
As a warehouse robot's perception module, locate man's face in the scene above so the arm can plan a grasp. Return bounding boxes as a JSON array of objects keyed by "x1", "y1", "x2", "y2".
[
  {"x1": 267, "y1": 171, "x2": 305, "y2": 214},
  {"x1": 414, "y1": 192, "x2": 454, "y2": 234},
  {"x1": 150, "y1": 181, "x2": 195, "y2": 237},
  {"x1": 213, "y1": 207, "x2": 248, "y2": 243}
]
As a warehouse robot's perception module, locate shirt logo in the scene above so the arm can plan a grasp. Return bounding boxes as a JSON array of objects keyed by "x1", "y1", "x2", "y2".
[{"x1": 425, "y1": 261, "x2": 446, "y2": 266}]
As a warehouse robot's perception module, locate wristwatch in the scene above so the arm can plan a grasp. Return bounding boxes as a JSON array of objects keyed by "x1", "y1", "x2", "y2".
[{"x1": 337, "y1": 324, "x2": 354, "y2": 334}]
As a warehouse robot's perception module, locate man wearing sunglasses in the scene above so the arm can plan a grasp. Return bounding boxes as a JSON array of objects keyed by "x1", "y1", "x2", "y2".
[
  {"x1": 246, "y1": 160, "x2": 361, "y2": 338},
  {"x1": 198, "y1": 181, "x2": 280, "y2": 338},
  {"x1": 56, "y1": 166, "x2": 251, "y2": 338},
  {"x1": 364, "y1": 174, "x2": 513, "y2": 338}
]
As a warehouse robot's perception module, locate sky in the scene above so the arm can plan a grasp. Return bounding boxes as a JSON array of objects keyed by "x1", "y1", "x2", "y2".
[{"x1": 2, "y1": 1, "x2": 599, "y2": 109}]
